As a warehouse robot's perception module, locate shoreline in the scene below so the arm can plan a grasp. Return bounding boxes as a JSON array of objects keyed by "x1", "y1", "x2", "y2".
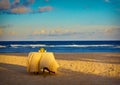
[
  {"x1": 0, "y1": 52, "x2": 120, "y2": 85},
  {"x1": 0, "y1": 52, "x2": 120, "y2": 55}
]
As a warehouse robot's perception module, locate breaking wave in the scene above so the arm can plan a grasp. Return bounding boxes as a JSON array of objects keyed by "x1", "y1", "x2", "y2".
[
  {"x1": 0, "y1": 41, "x2": 120, "y2": 53},
  {"x1": 9, "y1": 44, "x2": 115, "y2": 48},
  {"x1": 10, "y1": 44, "x2": 46, "y2": 48},
  {"x1": 0, "y1": 45, "x2": 6, "y2": 48}
]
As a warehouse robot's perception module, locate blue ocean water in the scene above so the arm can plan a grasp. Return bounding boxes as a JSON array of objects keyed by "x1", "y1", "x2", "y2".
[{"x1": 0, "y1": 41, "x2": 120, "y2": 53}]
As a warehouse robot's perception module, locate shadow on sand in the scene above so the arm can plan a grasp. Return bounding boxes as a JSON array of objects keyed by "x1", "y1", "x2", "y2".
[{"x1": 0, "y1": 63, "x2": 120, "y2": 85}]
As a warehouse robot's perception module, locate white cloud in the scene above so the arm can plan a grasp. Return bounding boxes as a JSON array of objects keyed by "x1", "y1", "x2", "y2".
[
  {"x1": 39, "y1": 6, "x2": 53, "y2": 12},
  {"x1": 32, "y1": 29, "x2": 77, "y2": 36},
  {"x1": 76, "y1": 25, "x2": 120, "y2": 32},
  {"x1": 32, "y1": 29, "x2": 48, "y2": 35},
  {"x1": 9, "y1": 31, "x2": 17, "y2": 36},
  {"x1": 0, "y1": 0, "x2": 10, "y2": 10},
  {"x1": 30, "y1": 25, "x2": 120, "y2": 40},
  {"x1": 0, "y1": 0, "x2": 53, "y2": 14},
  {"x1": 104, "y1": 27, "x2": 120, "y2": 35},
  {"x1": 11, "y1": 6, "x2": 30, "y2": 14},
  {"x1": 0, "y1": 25, "x2": 120, "y2": 41}
]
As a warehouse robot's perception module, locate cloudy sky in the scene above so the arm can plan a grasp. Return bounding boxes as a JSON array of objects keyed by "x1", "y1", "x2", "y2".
[{"x1": 0, "y1": 0, "x2": 120, "y2": 41}]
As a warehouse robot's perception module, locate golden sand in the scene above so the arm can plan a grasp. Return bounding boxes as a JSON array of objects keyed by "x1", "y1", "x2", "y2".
[{"x1": 0, "y1": 53, "x2": 120, "y2": 78}]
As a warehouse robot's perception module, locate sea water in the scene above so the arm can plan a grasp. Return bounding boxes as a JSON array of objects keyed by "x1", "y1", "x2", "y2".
[{"x1": 0, "y1": 41, "x2": 120, "y2": 53}]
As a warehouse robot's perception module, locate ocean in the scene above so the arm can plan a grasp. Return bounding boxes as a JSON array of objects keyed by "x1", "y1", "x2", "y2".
[{"x1": 0, "y1": 41, "x2": 120, "y2": 53}]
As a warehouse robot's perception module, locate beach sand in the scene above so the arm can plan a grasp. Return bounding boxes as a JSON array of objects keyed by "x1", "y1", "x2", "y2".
[{"x1": 0, "y1": 53, "x2": 120, "y2": 85}]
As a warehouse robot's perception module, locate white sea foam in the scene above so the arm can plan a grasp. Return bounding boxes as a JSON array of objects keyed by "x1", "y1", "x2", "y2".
[
  {"x1": 10, "y1": 44, "x2": 46, "y2": 48},
  {"x1": 0, "y1": 45, "x2": 6, "y2": 48},
  {"x1": 10, "y1": 44, "x2": 115, "y2": 48},
  {"x1": 52, "y1": 44, "x2": 114, "y2": 47}
]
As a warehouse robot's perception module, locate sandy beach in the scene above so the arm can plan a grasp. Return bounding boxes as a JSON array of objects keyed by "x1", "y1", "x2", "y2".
[{"x1": 0, "y1": 53, "x2": 120, "y2": 85}]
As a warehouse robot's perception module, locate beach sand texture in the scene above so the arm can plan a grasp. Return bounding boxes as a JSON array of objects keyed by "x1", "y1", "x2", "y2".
[{"x1": 0, "y1": 53, "x2": 120, "y2": 85}]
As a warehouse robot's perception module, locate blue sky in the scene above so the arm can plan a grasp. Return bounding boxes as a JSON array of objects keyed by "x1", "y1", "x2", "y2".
[{"x1": 0, "y1": 0, "x2": 120, "y2": 41}]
